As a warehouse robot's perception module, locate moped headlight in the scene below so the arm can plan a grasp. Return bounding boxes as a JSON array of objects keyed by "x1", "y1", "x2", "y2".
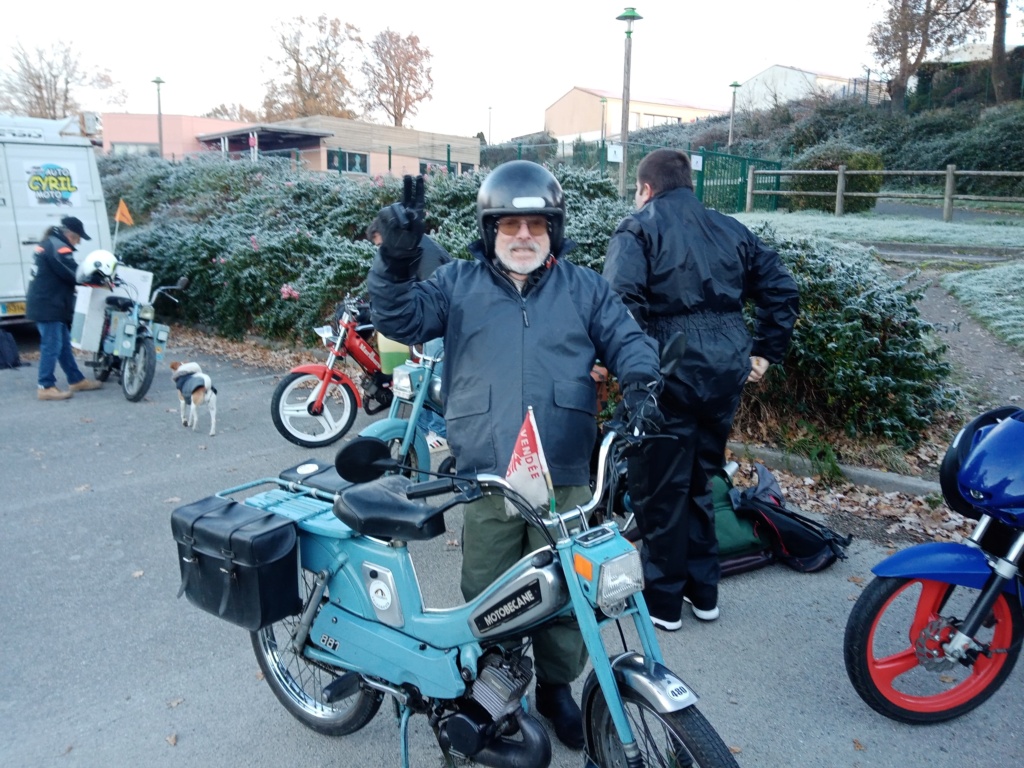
[
  {"x1": 139, "y1": 304, "x2": 155, "y2": 321},
  {"x1": 392, "y1": 368, "x2": 413, "y2": 400},
  {"x1": 598, "y1": 549, "x2": 644, "y2": 617}
]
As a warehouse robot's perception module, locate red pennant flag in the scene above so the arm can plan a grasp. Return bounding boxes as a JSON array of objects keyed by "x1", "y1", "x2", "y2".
[
  {"x1": 115, "y1": 198, "x2": 134, "y2": 226},
  {"x1": 505, "y1": 407, "x2": 555, "y2": 516}
]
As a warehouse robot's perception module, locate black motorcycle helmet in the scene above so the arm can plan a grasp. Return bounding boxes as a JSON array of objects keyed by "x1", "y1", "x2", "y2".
[{"x1": 476, "y1": 161, "x2": 565, "y2": 260}]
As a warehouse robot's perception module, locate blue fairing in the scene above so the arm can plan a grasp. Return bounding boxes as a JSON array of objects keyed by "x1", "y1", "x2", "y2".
[{"x1": 873, "y1": 542, "x2": 1017, "y2": 594}]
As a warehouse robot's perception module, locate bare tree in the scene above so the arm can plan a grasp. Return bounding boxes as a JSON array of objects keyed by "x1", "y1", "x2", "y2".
[
  {"x1": 261, "y1": 14, "x2": 361, "y2": 121},
  {"x1": 204, "y1": 103, "x2": 262, "y2": 122},
  {"x1": 869, "y1": 0, "x2": 991, "y2": 111},
  {"x1": 360, "y1": 29, "x2": 433, "y2": 127},
  {"x1": 0, "y1": 41, "x2": 111, "y2": 119}
]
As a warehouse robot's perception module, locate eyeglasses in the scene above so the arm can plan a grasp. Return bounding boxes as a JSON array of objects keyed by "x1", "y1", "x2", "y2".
[{"x1": 496, "y1": 217, "x2": 549, "y2": 236}]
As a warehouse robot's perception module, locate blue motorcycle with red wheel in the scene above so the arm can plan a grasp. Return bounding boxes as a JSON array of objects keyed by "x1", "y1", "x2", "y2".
[{"x1": 844, "y1": 406, "x2": 1024, "y2": 723}]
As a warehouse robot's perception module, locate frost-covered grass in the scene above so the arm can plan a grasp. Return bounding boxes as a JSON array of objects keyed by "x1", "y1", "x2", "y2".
[
  {"x1": 941, "y1": 263, "x2": 1024, "y2": 351},
  {"x1": 730, "y1": 209, "x2": 1024, "y2": 353},
  {"x1": 731, "y1": 209, "x2": 1024, "y2": 248}
]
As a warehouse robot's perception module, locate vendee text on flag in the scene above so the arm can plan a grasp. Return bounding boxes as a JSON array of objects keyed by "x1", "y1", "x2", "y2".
[{"x1": 504, "y1": 407, "x2": 554, "y2": 517}]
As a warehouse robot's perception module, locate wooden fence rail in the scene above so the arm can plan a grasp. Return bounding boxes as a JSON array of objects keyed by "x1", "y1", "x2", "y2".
[{"x1": 744, "y1": 165, "x2": 1024, "y2": 221}]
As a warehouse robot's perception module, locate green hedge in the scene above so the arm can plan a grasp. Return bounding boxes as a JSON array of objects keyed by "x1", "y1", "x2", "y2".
[
  {"x1": 742, "y1": 228, "x2": 957, "y2": 445},
  {"x1": 787, "y1": 140, "x2": 884, "y2": 214},
  {"x1": 98, "y1": 156, "x2": 957, "y2": 447}
]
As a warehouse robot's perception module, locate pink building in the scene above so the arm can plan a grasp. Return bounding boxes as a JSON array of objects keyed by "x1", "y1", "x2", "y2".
[{"x1": 100, "y1": 113, "x2": 251, "y2": 159}]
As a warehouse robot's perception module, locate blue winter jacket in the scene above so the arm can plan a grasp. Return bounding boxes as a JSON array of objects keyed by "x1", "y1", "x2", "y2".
[
  {"x1": 26, "y1": 229, "x2": 79, "y2": 325},
  {"x1": 368, "y1": 239, "x2": 660, "y2": 486}
]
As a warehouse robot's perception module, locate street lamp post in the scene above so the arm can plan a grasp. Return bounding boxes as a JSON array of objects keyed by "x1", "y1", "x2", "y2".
[
  {"x1": 616, "y1": 7, "x2": 642, "y2": 198},
  {"x1": 152, "y1": 77, "x2": 165, "y2": 159},
  {"x1": 727, "y1": 81, "x2": 741, "y2": 150},
  {"x1": 488, "y1": 106, "x2": 492, "y2": 145}
]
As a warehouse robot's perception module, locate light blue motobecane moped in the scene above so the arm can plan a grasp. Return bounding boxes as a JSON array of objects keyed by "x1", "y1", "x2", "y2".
[
  {"x1": 172, "y1": 335, "x2": 739, "y2": 768},
  {"x1": 359, "y1": 337, "x2": 448, "y2": 479}
]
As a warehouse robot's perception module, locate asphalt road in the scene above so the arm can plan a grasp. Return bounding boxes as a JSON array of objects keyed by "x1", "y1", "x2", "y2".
[{"x1": 2, "y1": 335, "x2": 1022, "y2": 768}]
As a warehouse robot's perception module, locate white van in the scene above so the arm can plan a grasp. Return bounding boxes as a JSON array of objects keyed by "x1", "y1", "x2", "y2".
[{"x1": 0, "y1": 115, "x2": 113, "y2": 324}]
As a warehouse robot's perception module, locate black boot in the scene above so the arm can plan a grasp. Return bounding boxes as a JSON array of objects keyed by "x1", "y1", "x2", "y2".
[{"x1": 535, "y1": 682, "x2": 584, "y2": 750}]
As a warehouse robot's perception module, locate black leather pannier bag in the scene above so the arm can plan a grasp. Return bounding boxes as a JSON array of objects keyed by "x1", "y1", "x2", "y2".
[{"x1": 171, "y1": 496, "x2": 301, "y2": 631}]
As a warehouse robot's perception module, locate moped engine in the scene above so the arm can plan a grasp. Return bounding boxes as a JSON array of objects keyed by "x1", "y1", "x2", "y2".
[
  {"x1": 361, "y1": 372, "x2": 393, "y2": 415},
  {"x1": 438, "y1": 650, "x2": 550, "y2": 767}
]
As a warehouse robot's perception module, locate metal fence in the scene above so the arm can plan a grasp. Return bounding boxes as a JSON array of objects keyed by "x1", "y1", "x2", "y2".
[{"x1": 480, "y1": 139, "x2": 781, "y2": 214}]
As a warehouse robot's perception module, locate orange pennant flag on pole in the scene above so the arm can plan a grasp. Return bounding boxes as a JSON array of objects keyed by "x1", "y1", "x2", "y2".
[
  {"x1": 115, "y1": 198, "x2": 134, "y2": 226},
  {"x1": 505, "y1": 406, "x2": 556, "y2": 517}
]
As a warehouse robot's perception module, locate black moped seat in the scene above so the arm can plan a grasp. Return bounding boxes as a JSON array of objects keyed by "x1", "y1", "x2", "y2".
[
  {"x1": 105, "y1": 295, "x2": 135, "y2": 312},
  {"x1": 333, "y1": 475, "x2": 447, "y2": 541},
  {"x1": 279, "y1": 459, "x2": 352, "y2": 494}
]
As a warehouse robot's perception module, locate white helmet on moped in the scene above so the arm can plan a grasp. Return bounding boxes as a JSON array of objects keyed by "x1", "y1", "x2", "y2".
[{"x1": 76, "y1": 249, "x2": 119, "y2": 286}]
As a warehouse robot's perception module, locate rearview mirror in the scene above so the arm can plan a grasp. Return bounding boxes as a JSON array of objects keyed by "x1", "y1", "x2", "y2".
[
  {"x1": 335, "y1": 437, "x2": 399, "y2": 483},
  {"x1": 175, "y1": 276, "x2": 190, "y2": 290}
]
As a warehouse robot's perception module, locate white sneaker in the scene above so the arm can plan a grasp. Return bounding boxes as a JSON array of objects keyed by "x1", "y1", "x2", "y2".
[
  {"x1": 684, "y1": 596, "x2": 720, "y2": 622},
  {"x1": 649, "y1": 614, "x2": 683, "y2": 632}
]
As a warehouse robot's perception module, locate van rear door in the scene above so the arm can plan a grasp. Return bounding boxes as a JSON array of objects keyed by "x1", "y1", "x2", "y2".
[{"x1": 0, "y1": 138, "x2": 111, "y2": 322}]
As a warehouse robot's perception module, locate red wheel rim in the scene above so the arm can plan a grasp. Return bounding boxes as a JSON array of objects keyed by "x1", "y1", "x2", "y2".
[{"x1": 866, "y1": 579, "x2": 1014, "y2": 714}]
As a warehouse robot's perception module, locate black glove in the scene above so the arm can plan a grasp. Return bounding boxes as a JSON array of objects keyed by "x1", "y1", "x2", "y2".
[
  {"x1": 618, "y1": 382, "x2": 665, "y2": 435},
  {"x1": 376, "y1": 175, "x2": 425, "y2": 277}
]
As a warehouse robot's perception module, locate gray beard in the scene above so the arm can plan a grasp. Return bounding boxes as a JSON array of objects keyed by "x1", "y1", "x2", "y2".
[{"x1": 495, "y1": 243, "x2": 545, "y2": 275}]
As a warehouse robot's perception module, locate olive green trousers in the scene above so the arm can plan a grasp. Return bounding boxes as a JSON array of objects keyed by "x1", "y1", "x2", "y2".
[{"x1": 460, "y1": 485, "x2": 591, "y2": 685}]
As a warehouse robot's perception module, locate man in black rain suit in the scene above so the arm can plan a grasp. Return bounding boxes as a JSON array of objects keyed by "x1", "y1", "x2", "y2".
[{"x1": 604, "y1": 148, "x2": 799, "y2": 631}]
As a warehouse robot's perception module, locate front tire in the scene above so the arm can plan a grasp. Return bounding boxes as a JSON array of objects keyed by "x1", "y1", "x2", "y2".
[
  {"x1": 271, "y1": 372, "x2": 357, "y2": 448},
  {"x1": 251, "y1": 569, "x2": 383, "y2": 735},
  {"x1": 121, "y1": 337, "x2": 156, "y2": 401},
  {"x1": 586, "y1": 683, "x2": 739, "y2": 767},
  {"x1": 844, "y1": 576, "x2": 1023, "y2": 724},
  {"x1": 386, "y1": 436, "x2": 421, "y2": 479}
]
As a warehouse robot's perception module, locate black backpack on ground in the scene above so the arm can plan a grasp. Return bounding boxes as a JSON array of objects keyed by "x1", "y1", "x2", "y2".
[
  {"x1": 0, "y1": 329, "x2": 22, "y2": 369},
  {"x1": 714, "y1": 463, "x2": 852, "y2": 577}
]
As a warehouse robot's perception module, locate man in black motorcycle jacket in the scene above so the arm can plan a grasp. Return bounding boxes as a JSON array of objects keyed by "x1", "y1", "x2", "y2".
[
  {"x1": 368, "y1": 162, "x2": 661, "y2": 751},
  {"x1": 604, "y1": 148, "x2": 799, "y2": 632},
  {"x1": 25, "y1": 216, "x2": 104, "y2": 401}
]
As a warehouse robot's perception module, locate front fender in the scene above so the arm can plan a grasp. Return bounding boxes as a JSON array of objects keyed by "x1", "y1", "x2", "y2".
[
  {"x1": 582, "y1": 653, "x2": 698, "y2": 720},
  {"x1": 872, "y1": 542, "x2": 1011, "y2": 592},
  {"x1": 288, "y1": 364, "x2": 361, "y2": 408},
  {"x1": 359, "y1": 418, "x2": 431, "y2": 473}
]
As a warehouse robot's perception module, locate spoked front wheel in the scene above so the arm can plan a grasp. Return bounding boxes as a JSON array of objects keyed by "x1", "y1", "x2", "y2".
[
  {"x1": 251, "y1": 569, "x2": 383, "y2": 735},
  {"x1": 586, "y1": 685, "x2": 739, "y2": 767},
  {"x1": 271, "y1": 372, "x2": 357, "y2": 448},
  {"x1": 844, "y1": 576, "x2": 1023, "y2": 724},
  {"x1": 121, "y1": 337, "x2": 156, "y2": 401},
  {"x1": 386, "y1": 436, "x2": 422, "y2": 479}
]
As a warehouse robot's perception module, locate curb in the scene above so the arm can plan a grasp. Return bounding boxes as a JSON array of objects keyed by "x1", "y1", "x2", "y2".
[
  {"x1": 859, "y1": 241, "x2": 1024, "y2": 263},
  {"x1": 726, "y1": 441, "x2": 942, "y2": 497}
]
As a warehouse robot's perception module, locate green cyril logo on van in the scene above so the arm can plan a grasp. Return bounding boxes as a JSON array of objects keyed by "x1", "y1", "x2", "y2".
[{"x1": 27, "y1": 163, "x2": 78, "y2": 205}]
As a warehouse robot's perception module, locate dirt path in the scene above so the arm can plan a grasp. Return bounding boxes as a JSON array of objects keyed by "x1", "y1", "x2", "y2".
[{"x1": 883, "y1": 262, "x2": 1024, "y2": 411}]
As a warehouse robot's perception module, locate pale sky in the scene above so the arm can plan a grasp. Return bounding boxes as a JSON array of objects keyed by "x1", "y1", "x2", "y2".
[{"x1": 0, "y1": 1, "x2": 1008, "y2": 142}]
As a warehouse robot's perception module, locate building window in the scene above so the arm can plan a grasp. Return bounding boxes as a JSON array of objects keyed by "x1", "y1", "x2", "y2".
[
  {"x1": 460, "y1": 162, "x2": 474, "y2": 174},
  {"x1": 111, "y1": 143, "x2": 159, "y2": 157},
  {"x1": 327, "y1": 149, "x2": 369, "y2": 174},
  {"x1": 420, "y1": 160, "x2": 453, "y2": 175}
]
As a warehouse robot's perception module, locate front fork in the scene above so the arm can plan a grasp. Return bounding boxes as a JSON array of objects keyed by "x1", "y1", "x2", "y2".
[{"x1": 557, "y1": 547, "x2": 696, "y2": 758}]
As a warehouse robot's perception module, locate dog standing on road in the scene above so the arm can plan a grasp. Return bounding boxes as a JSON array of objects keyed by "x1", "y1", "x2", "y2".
[{"x1": 169, "y1": 361, "x2": 217, "y2": 436}]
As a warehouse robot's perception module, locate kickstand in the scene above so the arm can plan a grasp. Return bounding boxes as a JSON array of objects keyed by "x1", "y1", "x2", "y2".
[{"x1": 396, "y1": 698, "x2": 412, "y2": 768}]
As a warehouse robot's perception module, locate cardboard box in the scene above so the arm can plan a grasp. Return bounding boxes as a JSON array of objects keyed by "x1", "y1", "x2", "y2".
[{"x1": 71, "y1": 266, "x2": 153, "y2": 351}]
